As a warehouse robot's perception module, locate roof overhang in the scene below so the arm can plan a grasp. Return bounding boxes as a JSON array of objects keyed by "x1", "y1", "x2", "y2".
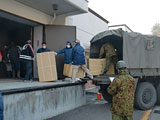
[
  {"x1": 0, "y1": 10, "x2": 41, "y2": 26},
  {"x1": 89, "y1": 8, "x2": 109, "y2": 24},
  {"x1": 15, "y1": 0, "x2": 88, "y2": 16}
]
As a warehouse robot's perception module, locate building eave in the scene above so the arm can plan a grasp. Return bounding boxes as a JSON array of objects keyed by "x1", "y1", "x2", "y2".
[{"x1": 88, "y1": 8, "x2": 109, "y2": 24}]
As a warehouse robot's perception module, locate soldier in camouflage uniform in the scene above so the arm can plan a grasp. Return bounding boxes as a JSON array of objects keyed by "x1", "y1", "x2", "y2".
[
  {"x1": 107, "y1": 61, "x2": 135, "y2": 120},
  {"x1": 99, "y1": 42, "x2": 117, "y2": 74}
]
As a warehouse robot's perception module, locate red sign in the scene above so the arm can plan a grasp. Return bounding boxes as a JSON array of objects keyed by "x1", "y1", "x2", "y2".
[{"x1": 0, "y1": 52, "x2": 2, "y2": 58}]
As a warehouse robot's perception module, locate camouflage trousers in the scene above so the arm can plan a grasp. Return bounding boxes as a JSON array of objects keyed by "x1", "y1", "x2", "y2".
[
  {"x1": 104, "y1": 56, "x2": 117, "y2": 73},
  {"x1": 112, "y1": 114, "x2": 133, "y2": 120}
]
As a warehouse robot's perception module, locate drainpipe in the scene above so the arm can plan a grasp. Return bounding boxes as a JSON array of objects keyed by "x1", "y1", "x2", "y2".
[{"x1": 50, "y1": 13, "x2": 57, "y2": 24}]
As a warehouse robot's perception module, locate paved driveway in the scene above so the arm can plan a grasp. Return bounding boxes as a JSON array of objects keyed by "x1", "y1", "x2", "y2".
[{"x1": 49, "y1": 94, "x2": 145, "y2": 120}]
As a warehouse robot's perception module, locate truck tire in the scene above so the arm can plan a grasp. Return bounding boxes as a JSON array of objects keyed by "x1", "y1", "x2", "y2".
[
  {"x1": 100, "y1": 84, "x2": 112, "y2": 103},
  {"x1": 135, "y1": 82, "x2": 157, "y2": 110},
  {"x1": 156, "y1": 82, "x2": 160, "y2": 104}
]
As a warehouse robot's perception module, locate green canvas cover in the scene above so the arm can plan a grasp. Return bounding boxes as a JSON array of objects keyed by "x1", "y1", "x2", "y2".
[{"x1": 90, "y1": 29, "x2": 160, "y2": 68}]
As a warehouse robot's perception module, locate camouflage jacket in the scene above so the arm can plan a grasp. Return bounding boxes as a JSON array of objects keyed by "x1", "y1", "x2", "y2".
[
  {"x1": 99, "y1": 43, "x2": 116, "y2": 58},
  {"x1": 107, "y1": 70, "x2": 135, "y2": 116}
]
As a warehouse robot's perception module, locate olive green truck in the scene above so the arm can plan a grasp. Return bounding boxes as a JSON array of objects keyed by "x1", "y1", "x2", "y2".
[{"x1": 90, "y1": 29, "x2": 160, "y2": 110}]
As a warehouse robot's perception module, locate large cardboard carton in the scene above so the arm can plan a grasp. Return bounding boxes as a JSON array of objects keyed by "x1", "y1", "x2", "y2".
[
  {"x1": 89, "y1": 58, "x2": 115, "y2": 76},
  {"x1": 37, "y1": 52, "x2": 57, "y2": 82},
  {"x1": 63, "y1": 64, "x2": 85, "y2": 78}
]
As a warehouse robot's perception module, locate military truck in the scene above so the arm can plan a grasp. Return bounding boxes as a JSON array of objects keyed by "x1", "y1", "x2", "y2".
[{"x1": 90, "y1": 28, "x2": 160, "y2": 110}]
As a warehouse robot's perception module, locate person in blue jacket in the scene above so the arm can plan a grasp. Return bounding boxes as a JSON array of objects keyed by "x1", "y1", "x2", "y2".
[
  {"x1": 37, "y1": 42, "x2": 51, "y2": 53},
  {"x1": 56, "y1": 41, "x2": 73, "y2": 64},
  {"x1": 0, "y1": 92, "x2": 3, "y2": 120},
  {"x1": 72, "y1": 40, "x2": 93, "y2": 83}
]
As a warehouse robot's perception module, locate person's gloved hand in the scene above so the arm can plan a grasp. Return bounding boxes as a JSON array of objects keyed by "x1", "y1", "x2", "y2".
[{"x1": 54, "y1": 52, "x2": 57, "y2": 56}]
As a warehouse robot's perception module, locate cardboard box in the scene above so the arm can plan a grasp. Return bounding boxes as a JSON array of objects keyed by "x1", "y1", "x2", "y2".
[
  {"x1": 63, "y1": 64, "x2": 85, "y2": 78},
  {"x1": 89, "y1": 58, "x2": 115, "y2": 76},
  {"x1": 37, "y1": 52, "x2": 57, "y2": 82}
]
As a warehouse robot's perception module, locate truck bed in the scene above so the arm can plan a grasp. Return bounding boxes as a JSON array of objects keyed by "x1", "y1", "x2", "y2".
[{"x1": 93, "y1": 75, "x2": 115, "y2": 85}]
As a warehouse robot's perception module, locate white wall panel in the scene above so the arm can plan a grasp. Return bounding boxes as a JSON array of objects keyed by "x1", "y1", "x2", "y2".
[
  {"x1": 66, "y1": 11, "x2": 108, "y2": 48},
  {"x1": 33, "y1": 26, "x2": 43, "y2": 78}
]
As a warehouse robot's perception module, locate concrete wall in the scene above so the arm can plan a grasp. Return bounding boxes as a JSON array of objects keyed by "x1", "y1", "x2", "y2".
[
  {"x1": 3, "y1": 85, "x2": 86, "y2": 120},
  {"x1": 53, "y1": 15, "x2": 66, "y2": 25}
]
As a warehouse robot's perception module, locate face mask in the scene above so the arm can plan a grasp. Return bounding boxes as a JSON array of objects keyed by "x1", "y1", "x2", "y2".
[
  {"x1": 66, "y1": 45, "x2": 71, "y2": 48},
  {"x1": 42, "y1": 46, "x2": 46, "y2": 49}
]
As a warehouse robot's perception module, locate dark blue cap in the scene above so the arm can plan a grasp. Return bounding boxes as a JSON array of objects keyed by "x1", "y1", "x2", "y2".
[
  {"x1": 42, "y1": 41, "x2": 47, "y2": 44},
  {"x1": 66, "y1": 41, "x2": 72, "y2": 44}
]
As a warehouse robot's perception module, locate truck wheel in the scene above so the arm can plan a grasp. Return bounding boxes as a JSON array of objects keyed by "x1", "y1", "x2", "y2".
[
  {"x1": 135, "y1": 82, "x2": 157, "y2": 110},
  {"x1": 156, "y1": 82, "x2": 160, "y2": 104},
  {"x1": 100, "y1": 84, "x2": 112, "y2": 103}
]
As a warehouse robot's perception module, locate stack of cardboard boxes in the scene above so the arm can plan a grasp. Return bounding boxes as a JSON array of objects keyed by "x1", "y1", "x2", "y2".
[
  {"x1": 36, "y1": 52, "x2": 114, "y2": 82},
  {"x1": 36, "y1": 52, "x2": 85, "y2": 82}
]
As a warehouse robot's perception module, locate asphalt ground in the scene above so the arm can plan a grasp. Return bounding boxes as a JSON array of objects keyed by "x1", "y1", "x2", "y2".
[
  {"x1": 148, "y1": 106, "x2": 160, "y2": 120},
  {"x1": 49, "y1": 93, "x2": 145, "y2": 120}
]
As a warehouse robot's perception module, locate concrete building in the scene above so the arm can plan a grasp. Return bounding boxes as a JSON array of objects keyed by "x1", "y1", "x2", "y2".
[{"x1": 0, "y1": 0, "x2": 109, "y2": 78}]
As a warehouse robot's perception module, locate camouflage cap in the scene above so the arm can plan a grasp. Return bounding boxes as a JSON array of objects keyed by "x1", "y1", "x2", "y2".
[{"x1": 116, "y1": 60, "x2": 127, "y2": 69}]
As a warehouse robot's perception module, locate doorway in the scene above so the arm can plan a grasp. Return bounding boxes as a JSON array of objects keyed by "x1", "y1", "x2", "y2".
[{"x1": 0, "y1": 17, "x2": 32, "y2": 78}]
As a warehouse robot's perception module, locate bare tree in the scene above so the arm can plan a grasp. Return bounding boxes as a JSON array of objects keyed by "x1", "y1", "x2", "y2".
[{"x1": 152, "y1": 23, "x2": 160, "y2": 37}]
